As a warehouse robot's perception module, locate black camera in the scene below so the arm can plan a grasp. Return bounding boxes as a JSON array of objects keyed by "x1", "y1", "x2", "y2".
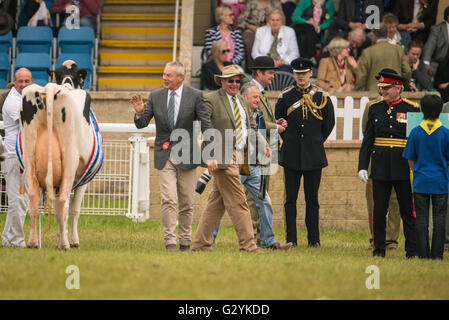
[{"x1": 195, "y1": 170, "x2": 212, "y2": 194}]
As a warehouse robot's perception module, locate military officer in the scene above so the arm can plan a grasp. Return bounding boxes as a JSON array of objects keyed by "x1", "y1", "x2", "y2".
[
  {"x1": 358, "y1": 68, "x2": 417, "y2": 258},
  {"x1": 275, "y1": 57, "x2": 335, "y2": 248}
]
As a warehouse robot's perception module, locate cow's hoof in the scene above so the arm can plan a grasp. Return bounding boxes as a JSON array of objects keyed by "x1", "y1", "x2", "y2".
[
  {"x1": 57, "y1": 243, "x2": 70, "y2": 251},
  {"x1": 70, "y1": 243, "x2": 79, "y2": 248},
  {"x1": 27, "y1": 243, "x2": 38, "y2": 249}
]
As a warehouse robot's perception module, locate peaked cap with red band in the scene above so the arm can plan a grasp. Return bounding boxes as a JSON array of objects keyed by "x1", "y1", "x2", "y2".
[{"x1": 375, "y1": 68, "x2": 407, "y2": 87}]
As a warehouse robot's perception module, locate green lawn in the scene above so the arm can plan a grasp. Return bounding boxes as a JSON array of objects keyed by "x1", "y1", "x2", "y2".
[{"x1": 0, "y1": 214, "x2": 448, "y2": 300}]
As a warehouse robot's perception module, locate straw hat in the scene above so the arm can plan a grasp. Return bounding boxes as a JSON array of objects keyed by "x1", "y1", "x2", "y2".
[{"x1": 214, "y1": 64, "x2": 246, "y2": 86}]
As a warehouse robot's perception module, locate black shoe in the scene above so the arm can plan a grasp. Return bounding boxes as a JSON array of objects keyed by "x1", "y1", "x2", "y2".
[
  {"x1": 373, "y1": 249, "x2": 385, "y2": 257},
  {"x1": 308, "y1": 242, "x2": 320, "y2": 248},
  {"x1": 180, "y1": 245, "x2": 190, "y2": 252}
]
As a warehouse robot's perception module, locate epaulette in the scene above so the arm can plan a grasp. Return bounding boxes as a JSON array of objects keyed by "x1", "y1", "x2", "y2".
[
  {"x1": 366, "y1": 98, "x2": 382, "y2": 109},
  {"x1": 278, "y1": 85, "x2": 295, "y2": 99},
  {"x1": 403, "y1": 98, "x2": 420, "y2": 108}
]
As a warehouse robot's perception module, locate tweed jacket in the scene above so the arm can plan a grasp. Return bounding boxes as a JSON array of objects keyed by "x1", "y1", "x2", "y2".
[
  {"x1": 422, "y1": 21, "x2": 449, "y2": 74},
  {"x1": 237, "y1": 0, "x2": 282, "y2": 30},
  {"x1": 316, "y1": 56, "x2": 356, "y2": 92},
  {"x1": 134, "y1": 85, "x2": 213, "y2": 170},
  {"x1": 355, "y1": 40, "x2": 412, "y2": 92},
  {"x1": 203, "y1": 88, "x2": 268, "y2": 169}
]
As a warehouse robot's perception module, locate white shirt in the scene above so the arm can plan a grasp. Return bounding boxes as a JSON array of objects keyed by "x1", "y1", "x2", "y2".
[
  {"x1": 2, "y1": 87, "x2": 22, "y2": 156},
  {"x1": 412, "y1": 0, "x2": 421, "y2": 23},
  {"x1": 167, "y1": 84, "x2": 183, "y2": 126},
  {"x1": 226, "y1": 92, "x2": 247, "y2": 150}
]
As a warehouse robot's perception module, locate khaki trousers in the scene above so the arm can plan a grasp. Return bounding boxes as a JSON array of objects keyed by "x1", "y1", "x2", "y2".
[
  {"x1": 192, "y1": 159, "x2": 257, "y2": 252},
  {"x1": 159, "y1": 159, "x2": 197, "y2": 247},
  {"x1": 366, "y1": 179, "x2": 401, "y2": 247}
]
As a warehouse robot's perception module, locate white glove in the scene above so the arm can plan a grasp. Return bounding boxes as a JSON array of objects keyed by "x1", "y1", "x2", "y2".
[{"x1": 358, "y1": 170, "x2": 369, "y2": 184}]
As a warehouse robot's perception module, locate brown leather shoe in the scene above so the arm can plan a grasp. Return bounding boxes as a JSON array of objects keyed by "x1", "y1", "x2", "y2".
[
  {"x1": 166, "y1": 244, "x2": 178, "y2": 252},
  {"x1": 267, "y1": 242, "x2": 293, "y2": 250}
]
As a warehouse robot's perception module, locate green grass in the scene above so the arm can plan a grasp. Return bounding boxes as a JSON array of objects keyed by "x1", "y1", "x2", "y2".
[{"x1": 0, "y1": 214, "x2": 448, "y2": 300}]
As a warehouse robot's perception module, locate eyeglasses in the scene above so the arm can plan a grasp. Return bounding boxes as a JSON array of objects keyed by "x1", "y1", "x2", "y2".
[
  {"x1": 221, "y1": 49, "x2": 230, "y2": 54},
  {"x1": 226, "y1": 79, "x2": 241, "y2": 84}
]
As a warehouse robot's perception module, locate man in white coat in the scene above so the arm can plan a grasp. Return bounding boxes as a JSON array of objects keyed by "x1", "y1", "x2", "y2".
[
  {"x1": 251, "y1": 8, "x2": 300, "y2": 73},
  {"x1": 1, "y1": 68, "x2": 33, "y2": 247}
]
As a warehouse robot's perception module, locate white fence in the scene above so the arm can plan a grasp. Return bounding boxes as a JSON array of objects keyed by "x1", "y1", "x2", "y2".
[
  {"x1": 0, "y1": 123, "x2": 155, "y2": 222},
  {"x1": 0, "y1": 96, "x2": 373, "y2": 219}
]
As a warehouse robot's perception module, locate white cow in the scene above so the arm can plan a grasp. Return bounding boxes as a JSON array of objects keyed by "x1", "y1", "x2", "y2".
[{"x1": 19, "y1": 77, "x2": 103, "y2": 249}]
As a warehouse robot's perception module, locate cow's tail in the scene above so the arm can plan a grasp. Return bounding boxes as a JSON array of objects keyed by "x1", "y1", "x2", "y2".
[{"x1": 44, "y1": 84, "x2": 56, "y2": 215}]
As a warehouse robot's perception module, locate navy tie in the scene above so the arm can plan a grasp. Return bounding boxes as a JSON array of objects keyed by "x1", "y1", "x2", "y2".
[{"x1": 167, "y1": 91, "x2": 175, "y2": 130}]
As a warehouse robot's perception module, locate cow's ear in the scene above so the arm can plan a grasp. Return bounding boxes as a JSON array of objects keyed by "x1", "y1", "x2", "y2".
[
  {"x1": 79, "y1": 69, "x2": 87, "y2": 82},
  {"x1": 47, "y1": 69, "x2": 56, "y2": 82}
]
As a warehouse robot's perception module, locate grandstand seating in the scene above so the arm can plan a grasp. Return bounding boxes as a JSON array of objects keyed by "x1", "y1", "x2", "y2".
[
  {"x1": 16, "y1": 26, "x2": 53, "y2": 55},
  {"x1": 0, "y1": 53, "x2": 11, "y2": 89},
  {"x1": 0, "y1": 31, "x2": 13, "y2": 59},
  {"x1": 57, "y1": 26, "x2": 95, "y2": 56},
  {"x1": 15, "y1": 52, "x2": 51, "y2": 86}
]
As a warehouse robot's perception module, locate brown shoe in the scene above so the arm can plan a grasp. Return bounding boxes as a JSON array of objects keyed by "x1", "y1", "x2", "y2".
[
  {"x1": 180, "y1": 245, "x2": 190, "y2": 252},
  {"x1": 267, "y1": 242, "x2": 293, "y2": 250},
  {"x1": 166, "y1": 244, "x2": 178, "y2": 252}
]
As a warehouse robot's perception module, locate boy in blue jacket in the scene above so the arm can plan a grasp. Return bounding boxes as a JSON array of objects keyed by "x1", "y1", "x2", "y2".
[{"x1": 403, "y1": 95, "x2": 449, "y2": 259}]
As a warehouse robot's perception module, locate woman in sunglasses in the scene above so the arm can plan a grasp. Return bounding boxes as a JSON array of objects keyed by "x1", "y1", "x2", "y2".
[
  {"x1": 204, "y1": 5, "x2": 245, "y2": 66},
  {"x1": 202, "y1": 41, "x2": 233, "y2": 90}
]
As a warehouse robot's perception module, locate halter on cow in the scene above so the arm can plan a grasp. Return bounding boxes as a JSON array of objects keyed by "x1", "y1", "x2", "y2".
[{"x1": 18, "y1": 60, "x2": 103, "y2": 249}]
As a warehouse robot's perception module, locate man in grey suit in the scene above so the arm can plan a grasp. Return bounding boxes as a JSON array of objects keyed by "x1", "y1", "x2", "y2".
[
  {"x1": 131, "y1": 61, "x2": 214, "y2": 252},
  {"x1": 422, "y1": 6, "x2": 449, "y2": 76}
]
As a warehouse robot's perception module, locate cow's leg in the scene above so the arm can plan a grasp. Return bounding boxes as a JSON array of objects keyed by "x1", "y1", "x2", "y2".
[
  {"x1": 56, "y1": 185, "x2": 71, "y2": 250},
  {"x1": 69, "y1": 185, "x2": 86, "y2": 248},
  {"x1": 27, "y1": 164, "x2": 40, "y2": 249}
]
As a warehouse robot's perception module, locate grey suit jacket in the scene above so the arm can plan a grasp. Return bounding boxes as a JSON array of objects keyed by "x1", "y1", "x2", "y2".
[
  {"x1": 134, "y1": 85, "x2": 213, "y2": 170},
  {"x1": 422, "y1": 22, "x2": 449, "y2": 74}
]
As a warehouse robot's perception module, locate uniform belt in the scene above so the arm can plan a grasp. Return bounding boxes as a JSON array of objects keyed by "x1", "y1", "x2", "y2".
[{"x1": 374, "y1": 138, "x2": 407, "y2": 148}]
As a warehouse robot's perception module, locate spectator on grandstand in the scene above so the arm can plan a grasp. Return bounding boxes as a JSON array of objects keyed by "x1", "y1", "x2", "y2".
[
  {"x1": 334, "y1": 0, "x2": 384, "y2": 34},
  {"x1": 405, "y1": 40, "x2": 432, "y2": 91},
  {"x1": 434, "y1": 53, "x2": 449, "y2": 103},
  {"x1": 204, "y1": 5, "x2": 245, "y2": 66},
  {"x1": 202, "y1": 40, "x2": 233, "y2": 90},
  {"x1": 316, "y1": 37, "x2": 357, "y2": 93},
  {"x1": 355, "y1": 23, "x2": 411, "y2": 91},
  {"x1": 218, "y1": 0, "x2": 245, "y2": 28},
  {"x1": 384, "y1": 0, "x2": 398, "y2": 13},
  {"x1": 252, "y1": 8, "x2": 299, "y2": 72},
  {"x1": 51, "y1": 0, "x2": 101, "y2": 30},
  {"x1": 25, "y1": 0, "x2": 53, "y2": 27},
  {"x1": 280, "y1": 0, "x2": 297, "y2": 26},
  {"x1": 421, "y1": 6, "x2": 449, "y2": 76},
  {"x1": 291, "y1": 0, "x2": 335, "y2": 62},
  {"x1": 320, "y1": 27, "x2": 371, "y2": 63},
  {"x1": 383, "y1": 12, "x2": 410, "y2": 48},
  {"x1": 393, "y1": 0, "x2": 438, "y2": 45},
  {"x1": 0, "y1": 0, "x2": 16, "y2": 35},
  {"x1": 237, "y1": 0, "x2": 282, "y2": 69}
]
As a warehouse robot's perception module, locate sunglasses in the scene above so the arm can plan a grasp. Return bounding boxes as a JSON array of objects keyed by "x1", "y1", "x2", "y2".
[
  {"x1": 221, "y1": 49, "x2": 230, "y2": 54},
  {"x1": 226, "y1": 79, "x2": 241, "y2": 84}
]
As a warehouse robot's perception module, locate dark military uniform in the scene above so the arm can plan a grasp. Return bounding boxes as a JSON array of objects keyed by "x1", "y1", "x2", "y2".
[
  {"x1": 358, "y1": 97, "x2": 418, "y2": 257},
  {"x1": 275, "y1": 83, "x2": 335, "y2": 246}
]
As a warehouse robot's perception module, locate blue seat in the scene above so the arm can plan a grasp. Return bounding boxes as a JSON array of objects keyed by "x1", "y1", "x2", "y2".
[
  {"x1": 57, "y1": 26, "x2": 95, "y2": 56},
  {"x1": 15, "y1": 52, "x2": 52, "y2": 86},
  {"x1": 16, "y1": 26, "x2": 53, "y2": 54},
  {"x1": 0, "y1": 31, "x2": 13, "y2": 57},
  {"x1": 0, "y1": 53, "x2": 11, "y2": 89},
  {"x1": 56, "y1": 53, "x2": 93, "y2": 90}
]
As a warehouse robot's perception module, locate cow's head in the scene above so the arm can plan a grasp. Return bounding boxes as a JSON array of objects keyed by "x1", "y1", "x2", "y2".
[{"x1": 47, "y1": 60, "x2": 87, "y2": 90}]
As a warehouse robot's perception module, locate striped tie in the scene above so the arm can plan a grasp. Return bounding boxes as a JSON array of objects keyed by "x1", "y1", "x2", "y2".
[
  {"x1": 167, "y1": 91, "x2": 175, "y2": 130},
  {"x1": 417, "y1": 4, "x2": 424, "y2": 21},
  {"x1": 261, "y1": 90, "x2": 270, "y2": 108},
  {"x1": 232, "y1": 96, "x2": 243, "y2": 147}
]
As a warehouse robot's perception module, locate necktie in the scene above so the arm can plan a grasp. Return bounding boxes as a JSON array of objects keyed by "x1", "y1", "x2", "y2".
[
  {"x1": 269, "y1": 33, "x2": 280, "y2": 60},
  {"x1": 167, "y1": 91, "x2": 175, "y2": 130},
  {"x1": 232, "y1": 96, "x2": 243, "y2": 147},
  {"x1": 261, "y1": 90, "x2": 270, "y2": 109},
  {"x1": 417, "y1": 3, "x2": 424, "y2": 21},
  {"x1": 255, "y1": 110, "x2": 266, "y2": 130}
]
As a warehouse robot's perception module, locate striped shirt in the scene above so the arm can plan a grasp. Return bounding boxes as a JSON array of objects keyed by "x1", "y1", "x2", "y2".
[{"x1": 204, "y1": 26, "x2": 245, "y2": 65}]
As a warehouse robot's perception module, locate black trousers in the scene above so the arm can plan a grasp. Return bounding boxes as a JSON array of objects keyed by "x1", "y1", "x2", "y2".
[
  {"x1": 372, "y1": 179, "x2": 416, "y2": 256},
  {"x1": 284, "y1": 167, "x2": 322, "y2": 245}
]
